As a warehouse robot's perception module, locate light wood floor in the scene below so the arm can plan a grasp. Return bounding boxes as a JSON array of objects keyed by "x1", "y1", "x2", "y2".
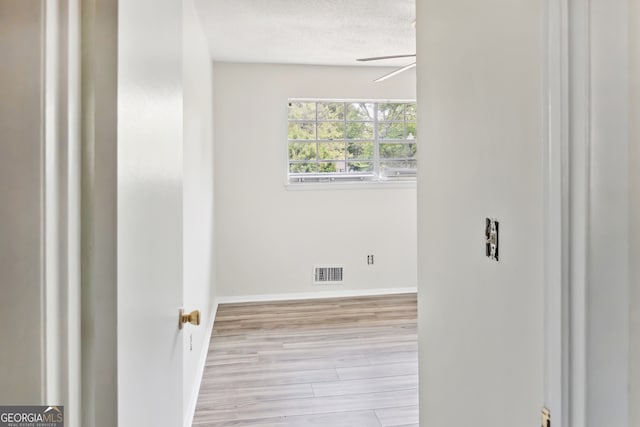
[{"x1": 192, "y1": 293, "x2": 418, "y2": 427}]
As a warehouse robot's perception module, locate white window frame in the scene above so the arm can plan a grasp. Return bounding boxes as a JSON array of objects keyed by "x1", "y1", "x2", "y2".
[{"x1": 286, "y1": 98, "x2": 417, "y2": 188}]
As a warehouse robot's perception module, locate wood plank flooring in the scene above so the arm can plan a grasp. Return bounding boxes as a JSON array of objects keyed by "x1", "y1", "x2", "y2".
[{"x1": 192, "y1": 293, "x2": 418, "y2": 427}]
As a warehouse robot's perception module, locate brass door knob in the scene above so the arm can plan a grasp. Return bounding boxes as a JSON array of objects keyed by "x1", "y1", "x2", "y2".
[{"x1": 179, "y1": 309, "x2": 201, "y2": 329}]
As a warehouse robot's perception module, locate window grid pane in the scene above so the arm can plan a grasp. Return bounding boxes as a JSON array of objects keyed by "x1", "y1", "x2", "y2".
[{"x1": 288, "y1": 100, "x2": 416, "y2": 183}]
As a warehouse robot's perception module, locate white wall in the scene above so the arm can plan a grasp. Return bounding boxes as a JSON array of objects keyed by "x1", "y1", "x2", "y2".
[
  {"x1": 183, "y1": 0, "x2": 216, "y2": 424},
  {"x1": 631, "y1": 0, "x2": 640, "y2": 422},
  {"x1": 416, "y1": 1, "x2": 544, "y2": 426},
  {"x1": 213, "y1": 63, "x2": 417, "y2": 299},
  {"x1": 0, "y1": 0, "x2": 45, "y2": 404}
]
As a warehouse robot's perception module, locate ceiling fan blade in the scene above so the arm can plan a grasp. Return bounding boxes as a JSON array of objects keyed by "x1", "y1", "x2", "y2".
[
  {"x1": 357, "y1": 54, "x2": 416, "y2": 62},
  {"x1": 374, "y1": 62, "x2": 416, "y2": 83}
]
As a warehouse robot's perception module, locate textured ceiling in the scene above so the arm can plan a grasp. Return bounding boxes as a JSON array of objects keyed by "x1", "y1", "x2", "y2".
[{"x1": 193, "y1": 0, "x2": 416, "y2": 67}]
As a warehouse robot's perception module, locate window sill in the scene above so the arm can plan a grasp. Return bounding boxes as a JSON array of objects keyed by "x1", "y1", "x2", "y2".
[{"x1": 285, "y1": 180, "x2": 416, "y2": 191}]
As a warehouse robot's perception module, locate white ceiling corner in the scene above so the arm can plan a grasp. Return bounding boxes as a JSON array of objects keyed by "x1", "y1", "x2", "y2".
[{"x1": 193, "y1": 0, "x2": 416, "y2": 67}]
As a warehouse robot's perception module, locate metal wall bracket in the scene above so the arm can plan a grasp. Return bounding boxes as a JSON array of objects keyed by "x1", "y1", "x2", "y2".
[{"x1": 485, "y1": 218, "x2": 499, "y2": 261}]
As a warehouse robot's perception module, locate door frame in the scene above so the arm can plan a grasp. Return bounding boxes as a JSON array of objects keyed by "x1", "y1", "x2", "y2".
[
  {"x1": 543, "y1": 0, "x2": 589, "y2": 425},
  {"x1": 79, "y1": 0, "x2": 119, "y2": 426},
  {"x1": 43, "y1": 0, "x2": 119, "y2": 425},
  {"x1": 545, "y1": 0, "x2": 632, "y2": 426},
  {"x1": 42, "y1": 0, "x2": 83, "y2": 424}
]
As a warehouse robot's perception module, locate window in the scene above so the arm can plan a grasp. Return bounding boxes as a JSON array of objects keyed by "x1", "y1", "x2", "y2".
[{"x1": 288, "y1": 99, "x2": 417, "y2": 184}]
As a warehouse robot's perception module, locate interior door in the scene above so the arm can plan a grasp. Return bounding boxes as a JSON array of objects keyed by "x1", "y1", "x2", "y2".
[{"x1": 117, "y1": 0, "x2": 185, "y2": 425}]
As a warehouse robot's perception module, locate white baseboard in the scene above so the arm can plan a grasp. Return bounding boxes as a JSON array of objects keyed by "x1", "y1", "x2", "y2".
[
  {"x1": 184, "y1": 301, "x2": 218, "y2": 427},
  {"x1": 216, "y1": 287, "x2": 417, "y2": 304}
]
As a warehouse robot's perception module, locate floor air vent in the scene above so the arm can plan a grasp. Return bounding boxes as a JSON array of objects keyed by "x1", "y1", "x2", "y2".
[{"x1": 313, "y1": 265, "x2": 344, "y2": 284}]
